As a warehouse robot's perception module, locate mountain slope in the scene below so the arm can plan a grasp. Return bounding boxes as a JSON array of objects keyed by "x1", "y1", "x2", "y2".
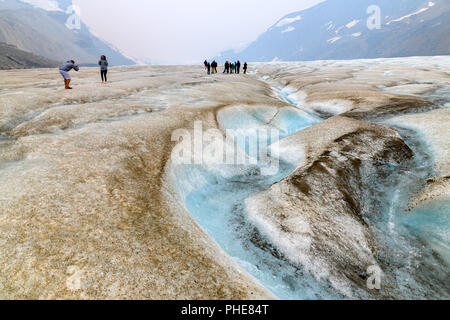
[
  {"x1": 0, "y1": 0, "x2": 135, "y2": 66},
  {"x1": 219, "y1": 0, "x2": 450, "y2": 62},
  {"x1": 0, "y1": 42, "x2": 59, "y2": 69}
]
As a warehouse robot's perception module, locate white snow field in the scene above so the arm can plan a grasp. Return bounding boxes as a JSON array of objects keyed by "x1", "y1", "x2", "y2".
[{"x1": 0, "y1": 56, "x2": 449, "y2": 299}]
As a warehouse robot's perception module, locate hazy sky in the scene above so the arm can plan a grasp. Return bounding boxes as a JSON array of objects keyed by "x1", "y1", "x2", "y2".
[{"x1": 73, "y1": 0, "x2": 324, "y2": 64}]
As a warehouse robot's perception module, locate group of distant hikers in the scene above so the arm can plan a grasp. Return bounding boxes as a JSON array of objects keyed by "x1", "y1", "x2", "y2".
[
  {"x1": 204, "y1": 60, "x2": 248, "y2": 75},
  {"x1": 58, "y1": 55, "x2": 109, "y2": 89},
  {"x1": 59, "y1": 56, "x2": 248, "y2": 89}
]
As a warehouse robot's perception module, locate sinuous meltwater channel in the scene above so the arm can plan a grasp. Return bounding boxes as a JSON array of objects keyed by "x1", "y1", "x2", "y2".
[
  {"x1": 384, "y1": 91, "x2": 450, "y2": 286},
  {"x1": 358, "y1": 125, "x2": 449, "y2": 298},
  {"x1": 178, "y1": 83, "x2": 449, "y2": 299},
  {"x1": 183, "y1": 86, "x2": 338, "y2": 299}
]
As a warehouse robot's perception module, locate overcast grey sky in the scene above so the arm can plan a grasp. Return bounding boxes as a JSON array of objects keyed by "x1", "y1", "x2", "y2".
[{"x1": 73, "y1": 0, "x2": 324, "y2": 64}]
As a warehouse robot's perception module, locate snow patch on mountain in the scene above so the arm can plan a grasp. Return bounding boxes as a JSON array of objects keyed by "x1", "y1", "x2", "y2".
[
  {"x1": 387, "y1": 2, "x2": 435, "y2": 25},
  {"x1": 277, "y1": 15, "x2": 302, "y2": 27},
  {"x1": 346, "y1": 20, "x2": 360, "y2": 28},
  {"x1": 282, "y1": 27, "x2": 295, "y2": 34},
  {"x1": 327, "y1": 36, "x2": 341, "y2": 44},
  {"x1": 19, "y1": 0, "x2": 63, "y2": 11},
  {"x1": 335, "y1": 26, "x2": 344, "y2": 34}
]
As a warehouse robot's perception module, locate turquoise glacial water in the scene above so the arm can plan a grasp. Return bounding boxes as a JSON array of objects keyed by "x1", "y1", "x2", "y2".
[
  {"x1": 402, "y1": 199, "x2": 450, "y2": 267},
  {"x1": 185, "y1": 86, "x2": 339, "y2": 299},
  {"x1": 180, "y1": 85, "x2": 449, "y2": 299},
  {"x1": 185, "y1": 162, "x2": 342, "y2": 299}
]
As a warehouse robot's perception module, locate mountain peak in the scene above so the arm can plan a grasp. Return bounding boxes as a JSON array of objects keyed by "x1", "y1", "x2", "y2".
[
  {"x1": 17, "y1": 0, "x2": 73, "y2": 11},
  {"x1": 217, "y1": 0, "x2": 450, "y2": 62},
  {"x1": 18, "y1": 0, "x2": 64, "y2": 11},
  {"x1": 1, "y1": 0, "x2": 135, "y2": 66}
]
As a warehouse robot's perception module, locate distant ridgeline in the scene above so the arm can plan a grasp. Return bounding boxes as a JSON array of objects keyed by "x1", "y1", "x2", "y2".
[
  {"x1": 0, "y1": 0, "x2": 135, "y2": 66},
  {"x1": 0, "y1": 42, "x2": 59, "y2": 69},
  {"x1": 217, "y1": 0, "x2": 450, "y2": 62}
]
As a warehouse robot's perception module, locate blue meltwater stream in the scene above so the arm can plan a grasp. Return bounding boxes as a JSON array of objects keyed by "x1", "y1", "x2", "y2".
[
  {"x1": 184, "y1": 87, "x2": 335, "y2": 299},
  {"x1": 178, "y1": 84, "x2": 449, "y2": 299}
]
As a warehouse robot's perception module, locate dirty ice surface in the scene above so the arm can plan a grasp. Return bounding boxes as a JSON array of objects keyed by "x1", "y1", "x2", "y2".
[{"x1": 0, "y1": 56, "x2": 449, "y2": 299}]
